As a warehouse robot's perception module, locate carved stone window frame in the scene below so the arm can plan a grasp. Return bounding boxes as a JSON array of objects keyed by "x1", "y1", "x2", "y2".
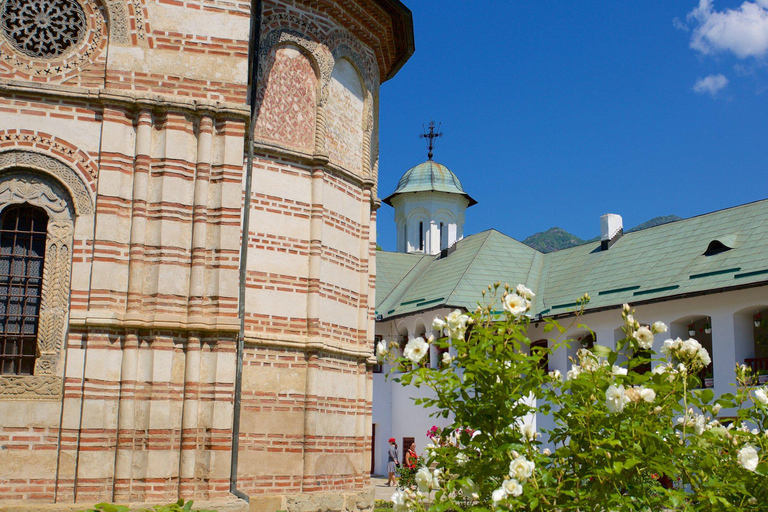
[{"x1": 0, "y1": 153, "x2": 89, "y2": 400}]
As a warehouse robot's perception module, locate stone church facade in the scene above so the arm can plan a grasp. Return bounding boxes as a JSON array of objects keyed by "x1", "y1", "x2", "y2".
[{"x1": 0, "y1": 0, "x2": 413, "y2": 510}]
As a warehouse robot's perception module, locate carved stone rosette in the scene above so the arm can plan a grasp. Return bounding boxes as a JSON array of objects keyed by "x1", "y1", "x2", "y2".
[{"x1": 0, "y1": 0, "x2": 105, "y2": 80}]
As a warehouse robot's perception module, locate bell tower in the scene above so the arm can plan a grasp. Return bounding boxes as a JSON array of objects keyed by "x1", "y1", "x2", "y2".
[{"x1": 383, "y1": 123, "x2": 476, "y2": 255}]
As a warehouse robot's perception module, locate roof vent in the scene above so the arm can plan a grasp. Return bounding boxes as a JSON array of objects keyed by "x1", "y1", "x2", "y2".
[
  {"x1": 600, "y1": 213, "x2": 623, "y2": 251},
  {"x1": 704, "y1": 237, "x2": 736, "y2": 256}
]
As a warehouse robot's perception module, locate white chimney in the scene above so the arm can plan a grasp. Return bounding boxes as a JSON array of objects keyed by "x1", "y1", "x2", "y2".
[{"x1": 600, "y1": 213, "x2": 623, "y2": 249}]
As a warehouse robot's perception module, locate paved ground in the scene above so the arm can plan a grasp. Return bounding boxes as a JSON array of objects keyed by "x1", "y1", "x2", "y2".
[{"x1": 371, "y1": 475, "x2": 397, "y2": 501}]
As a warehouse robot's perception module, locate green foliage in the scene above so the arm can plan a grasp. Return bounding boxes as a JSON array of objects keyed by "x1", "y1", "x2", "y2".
[
  {"x1": 397, "y1": 455, "x2": 427, "y2": 490},
  {"x1": 79, "y1": 499, "x2": 217, "y2": 512},
  {"x1": 385, "y1": 284, "x2": 768, "y2": 511}
]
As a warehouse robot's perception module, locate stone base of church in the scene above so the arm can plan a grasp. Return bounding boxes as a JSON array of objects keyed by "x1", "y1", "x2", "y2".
[
  {"x1": 0, "y1": 498, "x2": 249, "y2": 512},
  {"x1": 0, "y1": 489, "x2": 373, "y2": 512},
  {"x1": 249, "y1": 488, "x2": 374, "y2": 512}
]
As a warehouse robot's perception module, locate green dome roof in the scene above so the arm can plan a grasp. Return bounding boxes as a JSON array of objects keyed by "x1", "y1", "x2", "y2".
[{"x1": 383, "y1": 160, "x2": 477, "y2": 206}]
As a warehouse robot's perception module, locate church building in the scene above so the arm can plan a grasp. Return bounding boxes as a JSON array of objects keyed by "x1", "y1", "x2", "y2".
[
  {"x1": 372, "y1": 141, "x2": 768, "y2": 475},
  {"x1": 0, "y1": 1, "x2": 413, "y2": 511}
]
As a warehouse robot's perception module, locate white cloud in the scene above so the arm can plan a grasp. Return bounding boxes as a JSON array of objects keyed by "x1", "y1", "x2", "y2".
[
  {"x1": 687, "y1": 0, "x2": 768, "y2": 58},
  {"x1": 692, "y1": 73, "x2": 730, "y2": 95}
]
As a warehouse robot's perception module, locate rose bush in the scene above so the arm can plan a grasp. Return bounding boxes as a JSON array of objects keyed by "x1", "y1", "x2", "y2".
[{"x1": 378, "y1": 283, "x2": 768, "y2": 511}]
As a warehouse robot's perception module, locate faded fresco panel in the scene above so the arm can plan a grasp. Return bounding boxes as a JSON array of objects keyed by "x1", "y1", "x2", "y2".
[
  {"x1": 254, "y1": 45, "x2": 317, "y2": 153},
  {"x1": 327, "y1": 59, "x2": 364, "y2": 174}
]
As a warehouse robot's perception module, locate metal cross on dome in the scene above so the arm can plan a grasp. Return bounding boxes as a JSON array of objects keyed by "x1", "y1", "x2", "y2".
[{"x1": 420, "y1": 120, "x2": 442, "y2": 160}]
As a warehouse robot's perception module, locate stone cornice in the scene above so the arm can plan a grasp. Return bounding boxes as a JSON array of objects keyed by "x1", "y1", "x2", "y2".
[
  {"x1": 244, "y1": 331, "x2": 374, "y2": 360},
  {"x1": 0, "y1": 80, "x2": 250, "y2": 117},
  {"x1": 253, "y1": 141, "x2": 376, "y2": 191},
  {"x1": 295, "y1": 0, "x2": 414, "y2": 83},
  {"x1": 69, "y1": 309, "x2": 241, "y2": 332}
]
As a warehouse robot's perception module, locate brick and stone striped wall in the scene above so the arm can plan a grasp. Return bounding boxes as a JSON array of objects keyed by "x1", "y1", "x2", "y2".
[{"x1": 0, "y1": 0, "x2": 410, "y2": 510}]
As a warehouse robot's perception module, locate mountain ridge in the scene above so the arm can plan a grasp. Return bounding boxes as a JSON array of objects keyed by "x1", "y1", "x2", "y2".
[{"x1": 523, "y1": 215, "x2": 682, "y2": 253}]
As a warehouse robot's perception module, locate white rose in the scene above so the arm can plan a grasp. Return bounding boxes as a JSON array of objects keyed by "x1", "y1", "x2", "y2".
[
  {"x1": 661, "y1": 338, "x2": 682, "y2": 357},
  {"x1": 680, "y1": 338, "x2": 702, "y2": 359},
  {"x1": 694, "y1": 414, "x2": 707, "y2": 436},
  {"x1": 633, "y1": 326, "x2": 654, "y2": 350},
  {"x1": 503, "y1": 292, "x2": 529, "y2": 317},
  {"x1": 492, "y1": 488, "x2": 507, "y2": 503},
  {"x1": 606, "y1": 384, "x2": 630, "y2": 414},
  {"x1": 445, "y1": 310, "x2": 469, "y2": 339},
  {"x1": 626, "y1": 314, "x2": 635, "y2": 326},
  {"x1": 376, "y1": 340, "x2": 388, "y2": 360},
  {"x1": 403, "y1": 337, "x2": 429, "y2": 363},
  {"x1": 521, "y1": 423, "x2": 538, "y2": 441},
  {"x1": 611, "y1": 365, "x2": 628, "y2": 376},
  {"x1": 456, "y1": 452, "x2": 468, "y2": 466},
  {"x1": 652, "y1": 321, "x2": 668, "y2": 334},
  {"x1": 737, "y1": 444, "x2": 759, "y2": 472},
  {"x1": 567, "y1": 365, "x2": 582, "y2": 380},
  {"x1": 754, "y1": 388, "x2": 768, "y2": 406},
  {"x1": 638, "y1": 387, "x2": 656, "y2": 403},
  {"x1": 432, "y1": 469, "x2": 441, "y2": 489},
  {"x1": 713, "y1": 403, "x2": 722, "y2": 415},
  {"x1": 502, "y1": 478, "x2": 523, "y2": 497},
  {"x1": 549, "y1": 369, "x2": 562, "y2": 381},
  {"x1": 697, "y1": 346, "x2": 712, "y2": 367},
  {"x1": 515, "y1": 284, "x2": 535, "y2": 300},
  {"x1": 391, "y1": 490, "x2": 408, "y2": 512},
  {"x1": 415, "y1": 467, "x2": 432, "y2": 492},
  {"x1": 441, "y1": 351, "x2": 452, "y2": 366},
  {"x1": 432, "y1": 316, "x2": 446, "y2": 332},
  {"x1": 509, "y1": 456, "x2": 535, "y2": 481}
]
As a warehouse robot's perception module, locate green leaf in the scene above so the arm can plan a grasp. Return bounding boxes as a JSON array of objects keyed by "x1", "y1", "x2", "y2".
[
  {"x1": 591, "y1": 344, "x2": 611, "y2": 358},
  {"x1": 697, "y1": 388, "x2": 715, "y2": 404}
]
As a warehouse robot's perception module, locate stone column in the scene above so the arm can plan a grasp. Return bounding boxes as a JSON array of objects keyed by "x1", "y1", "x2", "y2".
[
  {"x1": 307, "y1": 169, "x2": 324, "y2": 337},
  {"x1": 188, "y1": 115, "x2": 213, "y2": 317},
  {"x1": 113, "y1": 331, "x2": 139, "y2": 501},
  {"x1": 126, "y1": 109, "x2": 153, "y2": 312},
  {"x1": 179, "y1": 333, "x2": 202, "y2": 496}
]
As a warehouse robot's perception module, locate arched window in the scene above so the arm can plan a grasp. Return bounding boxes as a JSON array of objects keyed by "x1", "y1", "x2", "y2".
[
  {"x1": 0, "y1": 205, "x2": 48, "y2": 375},
  {"x1": 531, "y1": 339, "x2": 549, "y2": 372},
  {"x1": 439, "y1": 222, "x2": 444, "y2": 250},
  {"x1": 419, "y1": 221, "x2": 424, "y2": 251}
]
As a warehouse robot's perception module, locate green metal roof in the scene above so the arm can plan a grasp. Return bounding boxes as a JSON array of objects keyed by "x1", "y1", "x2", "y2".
[
  {"x1": 382, "y1": 160, "x2": 477, "y2": 206},
  {"x1": 375, "y1": 198, "x2": 768, "y2": 320},
  {"x1": 376, "y1": 230, "x2": 540, "y2": 319}
]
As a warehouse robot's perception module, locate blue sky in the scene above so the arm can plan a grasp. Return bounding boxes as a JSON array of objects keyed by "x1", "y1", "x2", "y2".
[{"x1": 375, "y1": 0, "x2": 768, "y2": 251}]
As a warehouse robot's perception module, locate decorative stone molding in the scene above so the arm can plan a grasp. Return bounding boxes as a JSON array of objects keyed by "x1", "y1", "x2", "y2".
[
  {"x1": 0, "y1": 375, "x2": 62, "y2": 399},
  {"x1": 0, "y1": 149, "x2": 95, "y2": 214},
  {"x1": 104, "y1": 0, "x2": 130, "y2": 44},
  {"x1": 0, "y1": 172, "x2": 75, "y2": 400},
  {"x1": 259, "y1": 26, "x2": 334, "y2": 100},
  {"x1": 129, "y1": 0, "x2": 146, "y2": 41},
  {"x1": 326, "y1": 28, "x2": 379, "y2": 87},
  {"x1": 0, "y1": 0, "x2": 106, "y2": 81}
]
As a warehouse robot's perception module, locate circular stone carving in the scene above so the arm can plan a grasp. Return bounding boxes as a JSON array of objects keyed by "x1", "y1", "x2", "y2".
[{"x1": 1, "y1": 0, "x2": 86, "y2": 59}]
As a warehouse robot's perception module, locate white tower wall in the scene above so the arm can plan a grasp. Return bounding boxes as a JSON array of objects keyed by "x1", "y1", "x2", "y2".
[{"x1": 391, "y1": 192, "x2": 469, "y2": 254}]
